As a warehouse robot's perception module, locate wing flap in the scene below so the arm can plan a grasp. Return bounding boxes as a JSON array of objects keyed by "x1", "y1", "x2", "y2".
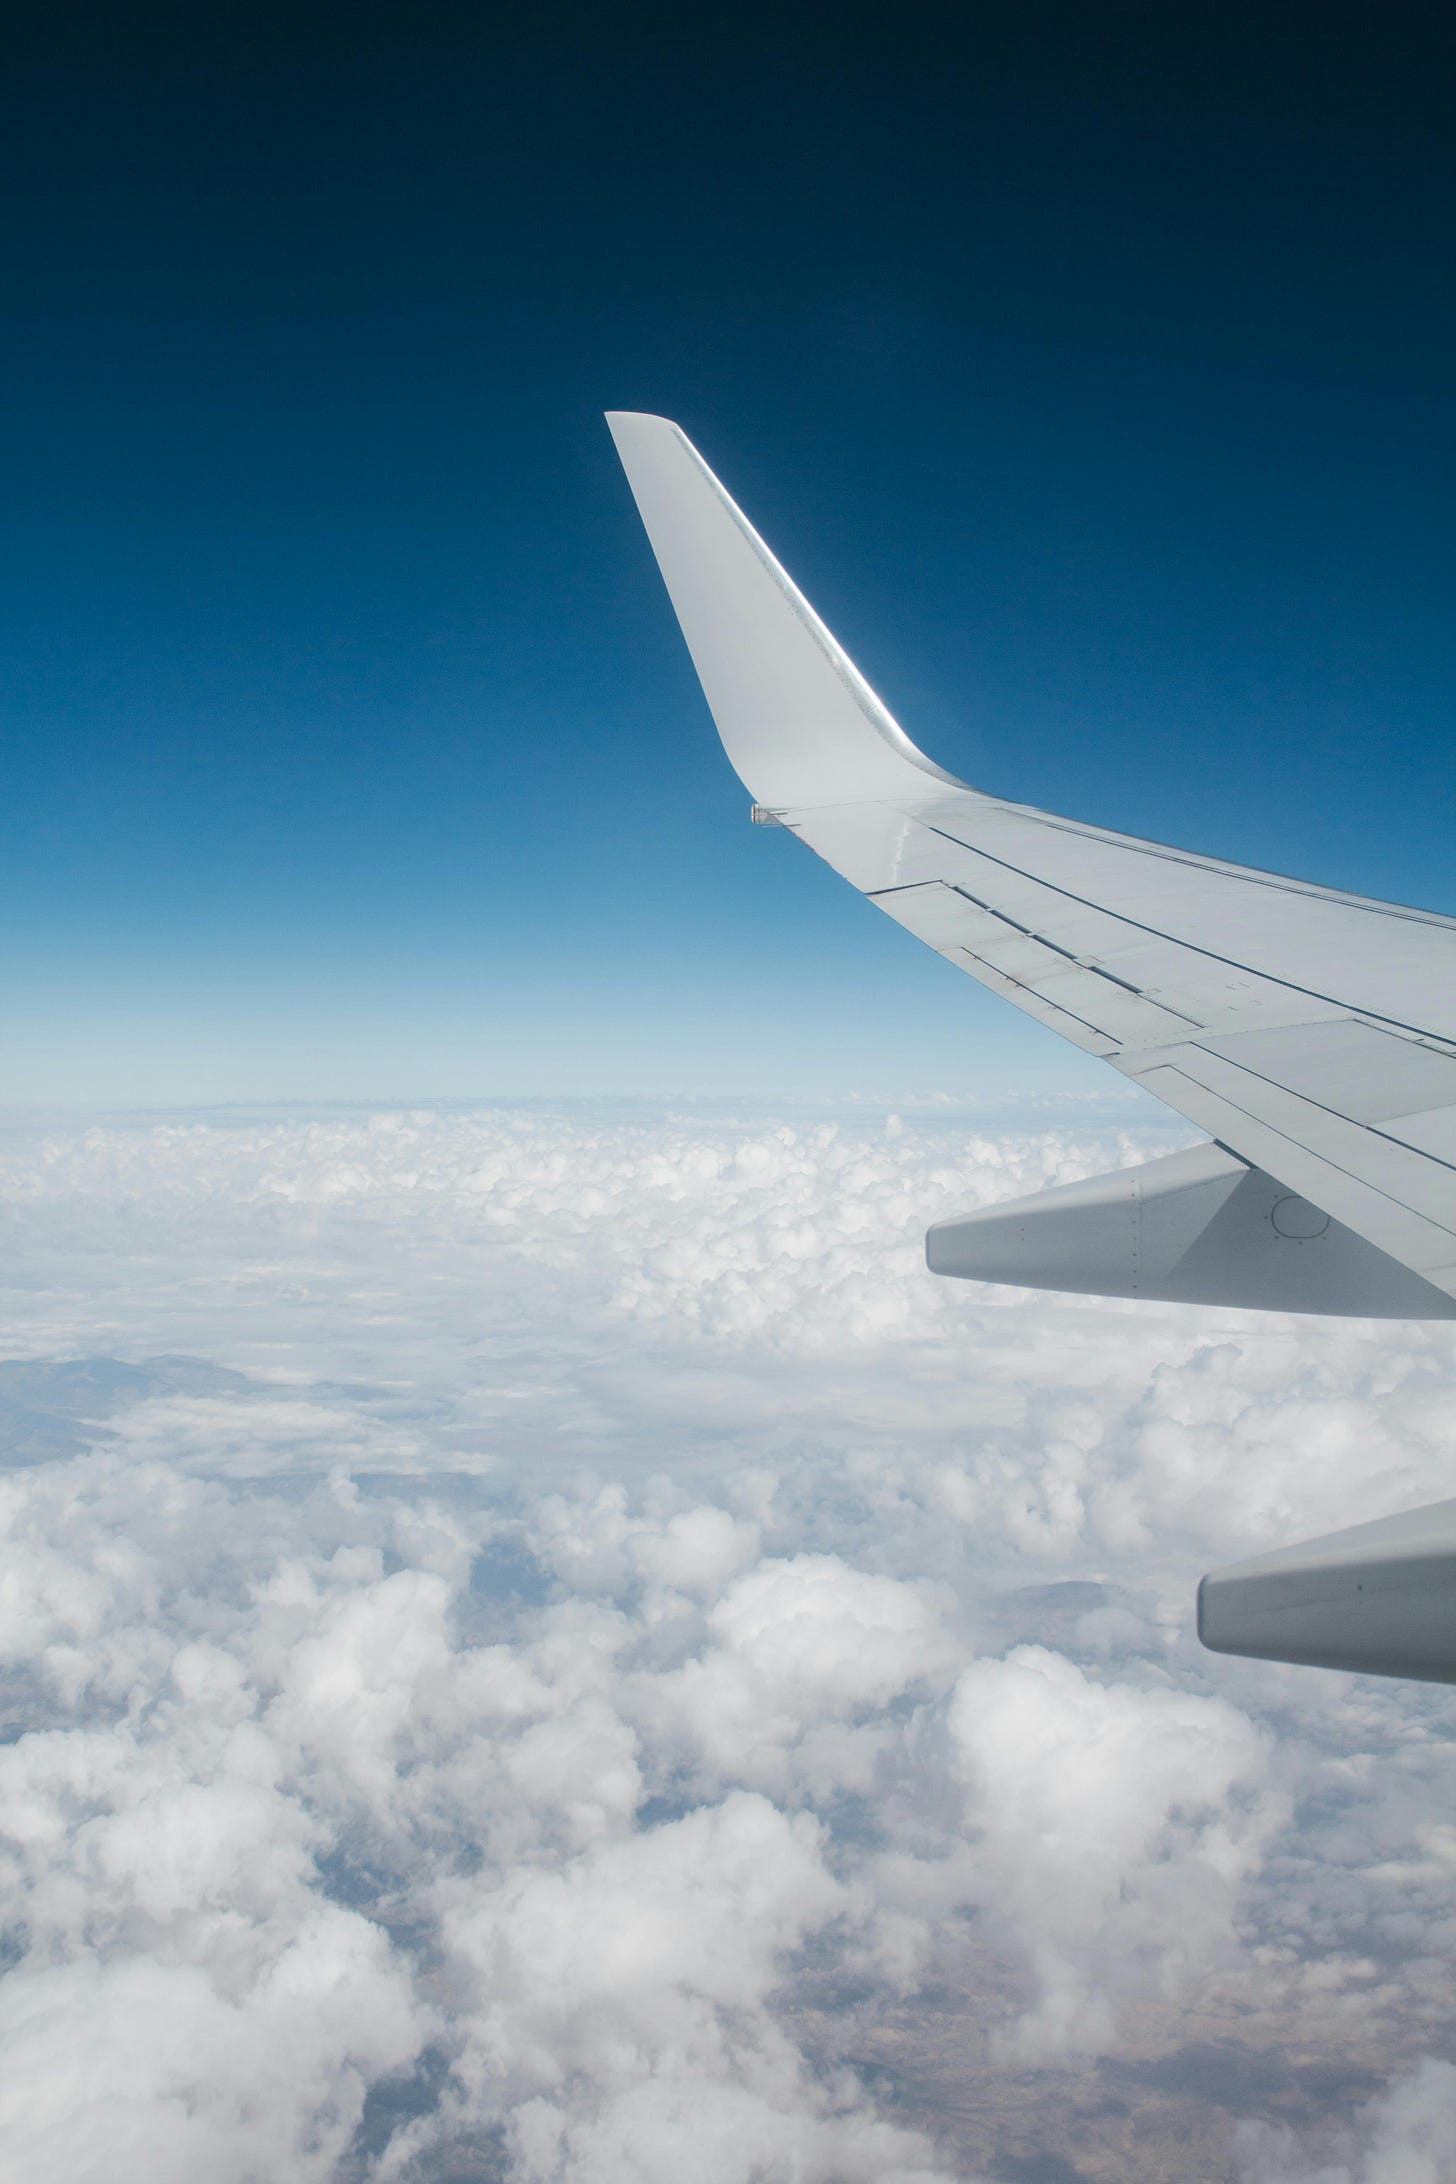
[
  {"x1": 1197, "y1": 1019, "x2": 1456, "y2": 1124},
  {"x1": 1134, "y1": 1060, "x2": 1456, "y2": 1291},
  {"x1": 909, "y1": 794, "x2": 1456, "y2": 1041},
  {"x1": 1146, "y1": 1039, "x2": 1456, "y2": 1223},
  {"x1": 1388, "y1": 1108, "x2": 1456, "y2": 1163}
]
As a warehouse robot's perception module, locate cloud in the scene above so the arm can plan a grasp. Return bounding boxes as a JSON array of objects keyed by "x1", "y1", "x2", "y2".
[
  {"x1": 635, "y1": 1554, "x2": 957, "y2": 1802},
  {"x1": 947, "y1": 1645, "x2": 1282, "y2": 2058},
  {"x1": 2, "y1": 1101, "x2": 1455, "y2": 2179},
  {"x1": 1235, "y1": 2057, "x2": 1456, "y2": 2183}
]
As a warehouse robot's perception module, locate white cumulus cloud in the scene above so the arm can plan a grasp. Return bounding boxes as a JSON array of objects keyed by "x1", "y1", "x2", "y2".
[{"x1": 1, "y1": 1100, "x2": 1453, "y2": 2181}]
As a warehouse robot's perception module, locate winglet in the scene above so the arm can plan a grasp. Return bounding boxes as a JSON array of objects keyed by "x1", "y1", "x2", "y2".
[{"x1": 606, "y1": 412, "x2": 963, "y2": 809}]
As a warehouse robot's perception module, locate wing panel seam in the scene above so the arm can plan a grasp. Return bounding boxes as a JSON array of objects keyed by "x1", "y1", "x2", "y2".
[
  {"x1": 1187, "y1": 1043, "x2": 1456, "y2": 1180},
  {"x1": 1143, "y1": 1064, "x2": 1456, "y2": 1243},
  {"x1": 921, "y1": 822, "x2": 1455, "y2": 1047},
  {"x1": 977, "y1": 807, "x2": 1456, "y2": 932}
]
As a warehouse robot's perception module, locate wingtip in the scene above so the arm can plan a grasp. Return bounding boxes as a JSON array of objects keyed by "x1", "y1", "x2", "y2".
[
  {"x1": 604, "y1": 409, "x2": 682, "y2": 437},
  {"x1": 605, "y1": 407, "x2": 961, "y2": 805}
]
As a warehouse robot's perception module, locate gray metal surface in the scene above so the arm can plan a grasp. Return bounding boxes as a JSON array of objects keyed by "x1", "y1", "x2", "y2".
[
  {"x1": 927, "y1": 1144, "x2": 1456, "y2": 1316},
  {"x1": 1199, "y1": 1501, "x2": 1456, "y2": 1682}
]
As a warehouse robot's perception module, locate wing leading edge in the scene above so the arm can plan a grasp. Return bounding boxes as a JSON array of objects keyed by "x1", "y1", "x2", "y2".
[{"x1": 609, "y1": 412, "x2": 1456, "y2": 1683}]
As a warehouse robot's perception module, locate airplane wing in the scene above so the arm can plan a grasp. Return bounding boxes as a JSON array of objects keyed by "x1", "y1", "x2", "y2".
[
  {"x1": 607, "y1": 410, "x2": 1456, "y2": 1325},
  {"x1": 609, "y1": 411, "x2": 1456, "y2": 1683}
]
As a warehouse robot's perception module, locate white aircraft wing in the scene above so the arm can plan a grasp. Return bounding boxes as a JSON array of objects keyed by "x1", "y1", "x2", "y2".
[{"x1": 608, "y1": 410, "x2": 1456, "y2": 1325}]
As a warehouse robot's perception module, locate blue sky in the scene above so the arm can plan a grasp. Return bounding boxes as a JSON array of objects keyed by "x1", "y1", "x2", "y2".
[{"x1": 2, "y1": 5, "x2": 1453, "y2": 1105}]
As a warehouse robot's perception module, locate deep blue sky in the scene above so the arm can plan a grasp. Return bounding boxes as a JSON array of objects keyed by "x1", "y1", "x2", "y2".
[{"x1": 3, "y1": 3, "x2": 1453, "y2": 1104}]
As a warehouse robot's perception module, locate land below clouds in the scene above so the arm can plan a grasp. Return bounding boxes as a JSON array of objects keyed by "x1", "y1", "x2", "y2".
[{"x1": 2, "y1": 1099, "x2": 1454, "y2": 2183}]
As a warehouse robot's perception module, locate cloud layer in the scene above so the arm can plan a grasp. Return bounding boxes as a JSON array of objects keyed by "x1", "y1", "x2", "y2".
[{"x1": 3, "y1": 1102, "x2": 1456, "y2": 2181}]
